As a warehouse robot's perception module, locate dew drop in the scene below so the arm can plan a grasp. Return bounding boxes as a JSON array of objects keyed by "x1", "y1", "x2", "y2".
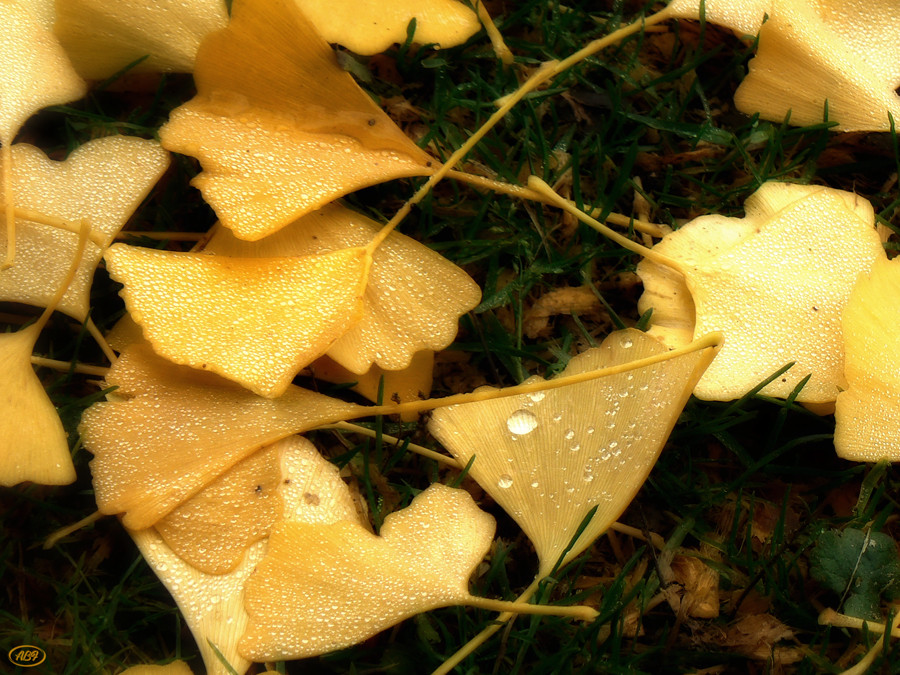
[
  {"x1": 507, "y1": 409, "x2": 539, "y2": 435},
  {"x1": 528, "y1": 391, "x2": 546, "y2": 403},
  {"x1": 622, "y1": 336, "x2": 634, "y2": 349},
  {"x1": 498, "y1": 474, "x2": 514, "y2": 489},
  {"x1": 564, "y1": 428, "x2": 575, "y2": 440}
]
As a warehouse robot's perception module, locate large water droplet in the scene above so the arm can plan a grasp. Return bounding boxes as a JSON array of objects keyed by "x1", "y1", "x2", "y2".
[
  {"x1": 498, "y1": 474, "x2": 514, "y2": 489},
  {"x1": 622, "y1": 336, "x2": 634, "y2": 349},
  {"x1": 507, "y1": 409, "x2": 538, "y2": 435}
]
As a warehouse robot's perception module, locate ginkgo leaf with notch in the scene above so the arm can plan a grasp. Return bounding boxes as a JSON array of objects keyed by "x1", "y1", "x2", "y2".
[
  {"x1": 200, "y1": 202, "x2": 481, "y2": 375},
  {"x1": 153, "y1": 435, "x2": 364, "y2": 575},
  {"x1": 732, "y1": 1, "x2": 900, "y2": 131},
  {"x1": 158, "y1": 0, "x2": 434, "y2": 241},
  {"x1": 636, "y1": 182, "x2": 885, "y2": 402},
  {"x1": 0, "y1": 137, "x2": 169, "y2": 320},
  {"x1": 428, "y1": 328, "x2": 715, "y2": 578},
  {"x1": 0, "y1": 0, "x2": 86, "y2": 268},
  {"x1": 54, "y1": 0, "x2": 229, "y2": 79},
  {"x1": 104, "y1": 241, "x2": 371, "y2": 397},
  {"x1": 129, "y1": 435, "x2": 363, "y2": 675},
  {"x1": 1, "y1": 217, "x2": 90, "y2": 486},
  {"x1": 81, "y1": 344, "x2": 368, "y2": 530},
  {"x1": 240, "y1": 483, "x2": 593, "y2": 661}
]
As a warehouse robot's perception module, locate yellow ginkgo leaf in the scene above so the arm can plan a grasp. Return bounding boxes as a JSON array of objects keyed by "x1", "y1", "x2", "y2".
[
  {"x1": 809, "y1": 0, "x2": 900, "y2": 90},
  {"x1": 0, "y1": 137, "x2": 169, "y2": 321},
  {"x1": 54, "y1": 0, "x2": 229, "y2": 79},
  {"x1": 240, "y1": 483, "x2": 496, "y2": 661},
  {"x1": 733, "y1": 1, "x2": 900, "y2": 131},
  {"x1": 0, "y1": 325, "x2": 73, "y2": 487},
  {"x1": 637, "y1": 182, "x2": 885, "y2": 402},
  {"x1": 202, "y1": 203, "x2": 481, "y2": 375},
  {"x1": 0, "y1": 1, "x2": 85, "y2": 143},
  {"x1": 129, "y1": 436, "x2": 361, "y2": 675},
  {"x1": 0, "y1": 0, "x2": 86, "y2": 268},
  {"x1": 154, "y1": 435, "x2": 362, "y2": 574},
  {"x1": 104, "y1": 242, "x2": 371, "y2": 397},
  {"x1": 294, "y1": 0, "x2": 479, "y2": 55},
  {"x1": 81, "y1": 344, "x2": 368, "y2": 530},
  {"x1": 428, "y1": 329, "x2": 714, "y2": 578},
  {"x1": 664, "y1": 0, "x2": 771, "y2": 37},
  {"x1": 159, "y1": 0, "x2": 434, "y2": 240},
  {"x1": 834, "y1": 256, "x2": 900, "y2": 462}
]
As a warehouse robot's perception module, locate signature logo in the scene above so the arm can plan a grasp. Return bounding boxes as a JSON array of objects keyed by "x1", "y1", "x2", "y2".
[{"x1": 8, "y1": 645, "x2": 47, "y2": 668}]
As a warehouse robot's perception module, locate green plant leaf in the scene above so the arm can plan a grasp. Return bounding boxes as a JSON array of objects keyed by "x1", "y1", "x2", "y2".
[{"x1": 811, "y1": 528, "x2": 900, "y2": 620}]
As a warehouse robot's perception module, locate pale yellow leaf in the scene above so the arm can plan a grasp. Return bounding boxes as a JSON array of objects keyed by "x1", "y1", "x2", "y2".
[
  {"x1": 0, "y1": 137, "x2": 169, "y2": 320},
  {"x1": 239, "y1": 483, "x2": 495, "y2": 660},
  {"x1": 294, "y1": 0, "x2": 479, "y2": 54},
  {"x1": 54, "y1": 0, "x2": 229, "y2": 79}
]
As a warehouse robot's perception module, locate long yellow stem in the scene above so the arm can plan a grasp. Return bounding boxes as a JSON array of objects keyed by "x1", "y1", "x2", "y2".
[
  {"x1": 446, "y1": 170, "x2": 667, "y2": 237},
  {"x1": 85, "y1": 317, "x2": 118, "y2": 365},
  {"x1": 2, "y1": 206, "x2": 106, "y2": 247},
  {"x1": 432, "y1": 579, "x2": 542, "y2": 675},
  {"x1": 323, "y1": 421, "x2": 461, "y2": 468},
  {"x1": 116, "y1": 231, "x2": 207, "y2": 241},
  {"x1": 30, "y1": 355, "x2": 109, "y2": 377},
  {"x1": 368, "y1": 331, "x2": 722, "y2": 418},
  {"x1": 819, "y1": 608, "x2": 900, "y2": 639},
  {"x1": 366, "y1": 5, "x2": 675, "y2": 255},
  {"x1": 43, "y1": 510, "x2": 105, "y2": 549},
  {"x1": 464, "y1": 595, "x2": 596, "y2": 620},
  {"x1": 528, "y1": 176, "x2": 687, "y2": 274},
  {"x1": 475, "y1": 0, "x2": 514, "y2": 65}
]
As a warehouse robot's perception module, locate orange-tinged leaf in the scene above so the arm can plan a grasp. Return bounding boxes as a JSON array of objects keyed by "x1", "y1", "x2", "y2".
[
  {"x1": 129, "y1": 436, "x2": 361, "y2": 675},
  {"x1": 159, "y1": 0, "x2": 433, "y2": 239},
  {"x1": 81, "y1": 345, "x2": 367, "y2": 530},
  {"x1": 202, "y1": 203, "x2": 480, "y2": 374},
  {"x1": 104, "y1": 243, "x2": 370, "y2": 397},
  {"x1": 54, "y1": 0, "x2": 228, "y2": 79}
]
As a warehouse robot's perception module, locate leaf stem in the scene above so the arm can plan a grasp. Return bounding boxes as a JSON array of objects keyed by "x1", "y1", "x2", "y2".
[
  {"x1": 368, "y1": 331, "x2": 722, "y2": 417},
  {"x1": 366, "y1": 5, "x2": 675, "y2": 254},
  {"x1": 527, "y1": 176, "x2": 686, "y2": 274},
  {"x1": 464, "y1": 595, "x2": 597, "y2": 620}
]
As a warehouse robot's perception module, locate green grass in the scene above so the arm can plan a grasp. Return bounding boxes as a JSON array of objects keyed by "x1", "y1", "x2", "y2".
[{"x1": 3, "y1": 1, "x2": 900, "y2": 673}]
